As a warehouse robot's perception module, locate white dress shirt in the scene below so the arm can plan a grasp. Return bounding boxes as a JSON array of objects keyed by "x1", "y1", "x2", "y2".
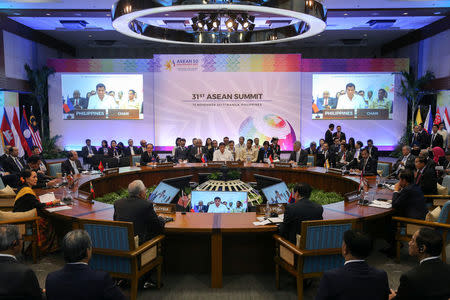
[
  {"x1": 213, "y1": 149, "x2": 234, "y2": 162},
  {"x1": 336, "y1": 93, "x2": 366, "y2": 110},
  {"x1": 87, "y1": 94, "x2": 115, "y2": 109},
  {"x1": 207, "y1": 204, "x2": 229, "y2": 213},
  {"x1": 420, "y1": 256, "x2": 440, "y2": 264},
  {"x1": 70, "y1": 159, "x2": 79, "y2": 174}
]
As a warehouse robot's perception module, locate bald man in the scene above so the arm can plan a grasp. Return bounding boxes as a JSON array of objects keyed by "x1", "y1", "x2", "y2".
[{"x1": 61, "y1": 150, "x2": 84, "y2": 175}]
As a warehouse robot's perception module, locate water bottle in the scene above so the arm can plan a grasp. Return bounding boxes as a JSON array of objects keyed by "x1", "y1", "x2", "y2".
[
  {"x1": 341, "y1": 166, "x2": 346, "y2": 176},
  {"x1": 265, "y1": 201, "x2": 270, "y2": 219},
  {"x1": 105, "y1": 162, "x2": 109, "y2": 170},
  {"x1": 62, "y1": 173, "x2": 67, "y2": 185}
]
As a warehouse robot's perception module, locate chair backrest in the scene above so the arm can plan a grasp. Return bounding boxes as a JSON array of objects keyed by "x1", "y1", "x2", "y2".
[
  {"x1": 299, "y1": 219, "x2": 355, "y2": 274},
  {"x1": 307, "y1": 155, "x2": 315, "y2": 166},
  {"x1": 441, "y1": 176, "x2": 450, "y2": 194},
  {"x1": 437, "y1": 201, "x2": 450, "y2": 224},
  {"x1": 0, "y1": 176, "x2": 5, "y2": 189},
  {"x1": 130, "y1": 154, "x2": 140, "y2": 166},
  {"x1": 377, "y1": 162, "x2": 391, "y2": 177},
  {"x1": 47, "y1": 162, "x2": 62, "y2": 177}
]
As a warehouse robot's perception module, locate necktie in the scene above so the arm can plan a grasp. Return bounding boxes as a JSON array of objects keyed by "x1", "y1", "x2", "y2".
[
  {"x1": 130, "y1": 147, "x2": 134, "y2": 155},
  {"x1": 416, "y1": 171, "x2": 422, "y2": 184},
  {"x1": 197, "y1": 147, "x2": 200, "y2": 155},
  {"x1": 324, "y1": 99, "x2": 328, "y2": 106},
  {"x1": 75, "y1": 99, "x2": 79, "y2": 106},
  {"x1": 15, "y1": 158, "x2": 23, "y2": 171},
  {"x1": 88, "y1": 146, "x2": 92, "y2": 155}
]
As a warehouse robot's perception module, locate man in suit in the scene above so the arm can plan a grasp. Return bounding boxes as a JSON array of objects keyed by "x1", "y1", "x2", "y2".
[
  {"x1": 414, "y1": 156, "x2": 437, "y2": 195},
  {"x1": 324, "y1": 123, "x2": 334, "y2": 146},
  {"x1": 81, "y1": 139, "x2": 97, "y2": 167},
  {"x1": 45, "y1": 230, "x2": 126, "y2": 300},
  {"x1": 332, "y1": 125, "x2": 346, "y2": 142},
  {"x1": 306, "y1": 141, "x2": 318, "y2": 155},
  {"x1": 316, "y1": 230, "x2": 389, "y2": 300},
  {"x1": 418, "y1": 124, "x2": 430, "y2": 149},
  {"x1": 187, "y1": 138, "x2": 197, "y2": 153},
  {"x1": 256, "y1": 141, "x2": 273, "y2": 163},
  {"x1": 61, "y1": 150, "x2": 84, "y2": 175},
  {"x1": 428, "y1": 124, "x2": 444, "y2": 149},
  {"x1": 365, "y1": 139, "x2": 378, "y2": 161},
  {"x1": 317, "y1": 91, "x2": 337, "y2": 110},
  {"x1": 2, "y1": 147, "x2": 26, "y2": 175},
  {"x1": 389, "y1": 228, "x2": 450, "y2": 300},
  {"x1": 188, "y1": 138, "x2": 205, "y2": 163},
  {"x1": 27, "y1": 155, "x2": 58, "y2": 188},
  {"x1": 392, "y1": 170, "x2": 427, "y2": 219},
  {"x1": 124, "y1": 139, "x2": 141, "y2": 156},
  {"x1": 393, "y1": 146, "x2": 416, "y2": 175},
  {"x1": 140, "y1": 143, "x2": 160, "y2": 166},
  {"x1": 352, "y1": 148, "x2": 377, "y2": 175},
  {"x1": 0, "y1": 145, "x2": 11, "y2": 166},
  {"x1": 0, "y1": 225, "x2": 43, "y2": 300},
  {"x1": 335, "y1": 143, "x2": 353, "y2": 169},
  {"x1": 280, "y1": 183, "x2": 323, "y2": 244},
  {"x1": 114, "y1": 180, "x2": 165, "y2": 244},
  {"x1": 316, "y1": 143, "x2": 335, "y2": 167},
  {"x1": 410, "y1": 125, "x2": 421, "y2": 148},
  {"x1": 330, "y1": 137, "x2": 341, "y2": 155},
  {"x1": 69, "y1": 90, "x2": 88, "y2": 109},
  {"x1": 194, "y1": 201, "x2": 208, "y2": 213},
  {"x1": 139, "y1": 139, "x2": 147, "y2": 153},
  {"x1": 207, "y1": 140, "x2": 219, "y2": 161},
  {"x1": 175, "y1": 138, "x2": 189, "y2": 162},
  {"x1": 288, "y1": 141, "x2": 308, "y2": 166}
]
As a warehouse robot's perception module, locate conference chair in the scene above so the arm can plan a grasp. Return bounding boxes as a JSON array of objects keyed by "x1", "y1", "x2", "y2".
[
  {"x1": 273, "y1": 219, "x2": 356, "y2": 300},
  {"x1": 46, "y1": 161, "x2": 62, "y2": 177},
  {"x1": 394, "y1": 200, "x2": 450, "y2": 263},
  {"x1": 307, "y1": 155, "x2": 315, "y2": 166},
  {"x1": 79, "y1": 219, "x2": 164, "y2": 300},
  {"x1": 130, "y1": 154, "x2": 141, "y2": 167},
  {"x1": 376, "y1": 161, "x2": 392, "y2": 177},
  {"x1": 0, "y1": 209, "x2": 40, "y2": 263}
]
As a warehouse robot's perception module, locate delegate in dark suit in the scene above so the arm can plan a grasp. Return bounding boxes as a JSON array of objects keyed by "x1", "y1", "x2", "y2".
[
  {"x1": 280, "y1": 198, "x2": 323, "y2": 244},
  {"x1": 140, "y1": 151, "x2": 160, "y2": 165},
  {"x1": 415, "y1": 165, "x2": 437, "y2": 195},
  {"x1": 419, "y1": 131, "x2": 430, "y2": 149},
  {"x1": 393, "y1": 258, "x2": 450, "y2": 300},
  {"x1": 288, "y1": 149, "x2": 308, "y2": 166},
  {"x1": 81, "y1": 145, "x2": 97, "y2": 158},
  {"x1": 332, "y1": 131, "x2": 346, "y2": 142},
  {"x1": 429, "y1": 132, "x2": 444, "y2": 149},
  {"x1": 188, "y1": 146, "x2": 205, "y2": 163},
  {"x1": 45, "y1": 263, "x2": 125, "y2": 300},
  {"x1": 123, "y1": 146, "x2": 141, "y2": 156},
  {"x1": 0, "y1": 255, "x2": 43, "y2": 300},
  {"x1": 317, "y1": 97, "x2": 337, "y2": 110},
  {"x1": 256, "y1": 147, "x2": 273, "y2": 163},
  {"x1": 392, "y1": 184, "x2": 427, "y2": 219},
  {"x1": 61, "y1": 158, "x2": 83, "y2": 175},
  {"x1": 358, "y1": 157, "x2": 377, "y2": 176},
  {"x1": 2, "y1": 156, "x2": 26, "y2": 174},
  {"x1": 365, "y1": 146, "x2": 379, "y2": 161},
  {"x1": 174, "y1": 146, "x2": 189, "y2": 161},
  {"x1": 316, "y1": 150, "x2": 335, "y2": 168},
  {"x1": 315, "y1": 261, "x2": 389, "y2": 300},
  {"x1": 114, "y1": 196, "x2": 164, "y2": 244},
  {"x1": 325, "y1": 129, "x2": 333, "y2": 146},
  {"x1": 69, "y1": 97, "x2": 88, "y2": 109},
  {"x1": 393, "y1": 154, "x2": 416, "y2": 173}
]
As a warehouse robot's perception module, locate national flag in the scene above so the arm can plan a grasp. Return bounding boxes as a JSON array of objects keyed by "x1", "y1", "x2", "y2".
[
  {"x1": 269, "y1": 155, "x2": 273, "y2": 163},
  {"x1": 434, "y1": 107, "x2": 442, "y2": 125},
  {"x1": 325, "y1": 159, "x2": 330, "y2": 169},
  {"x1": 63, "y1": 95, "x2": 74, "y2": 113},
  {"x1": 20, "y1": 108, "x2": 34, "y2": 152},
  {"x1": 178, "y1": 193, "x2": 190, "y2": 208},
  {"x1": 90, "y1": 182, "x2": 95, "y2": 199},
  {"x1": 12, "y1": 108, "x2": 32, "y2": 157},
  {"x1": 1, "y1": 108, "x2": 15, "y2": 147},
  {"x1": 415, "y1": 107, "x2": 422, "y2": 126},
  {"x1": 28, "y1": 109, "x2": 42, "y2": 152},
  {"x1": 201, "y1": 154, "x2": 207, "y2": 163},
  {"x1": 98, "y1": 161, "x2": 104, "y2": 172},
  {"x1": 423, "y1": 105, "x2": 433, "y2": 133},
  {"x1": 288, "y1": 191, "x2": 294, "y2": 204},
  {"x1": 312, "y1": 103, "x2": 319, "y2": 113},
  {"x1": 443, "y1": 107, "x2": 450, "y2": 132}
]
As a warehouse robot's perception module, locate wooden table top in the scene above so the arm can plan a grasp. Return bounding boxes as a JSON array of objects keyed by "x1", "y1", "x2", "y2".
[{"x1": 39, "y1": 164, "x2": 393, "y2": 232}]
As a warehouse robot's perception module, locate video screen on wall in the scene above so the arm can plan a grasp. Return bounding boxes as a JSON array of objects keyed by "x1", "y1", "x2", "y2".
[
  {"x1": 312, "y1": 73, "x2": 395, "y2": 120},
  {"x1": 190, "y1": 191, "x2": 248, "y2": 213},
  {"x1": 61, "y1": 74, "x2": 144, "y2": 120}
]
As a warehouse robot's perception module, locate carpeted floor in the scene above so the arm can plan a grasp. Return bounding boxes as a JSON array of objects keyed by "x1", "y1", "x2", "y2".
[{"x1": 27, "y1": 240, "x2": 449, "y2": 300}]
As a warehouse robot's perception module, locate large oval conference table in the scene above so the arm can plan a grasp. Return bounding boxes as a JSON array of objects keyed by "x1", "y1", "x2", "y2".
[{"x1": 40, "y1": 163, "x2": 393, "y2": 288}]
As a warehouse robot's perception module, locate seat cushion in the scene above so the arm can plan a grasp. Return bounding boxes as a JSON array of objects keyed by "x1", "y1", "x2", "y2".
[
  {"x1": 0, "y1": 208, "x2": 37, "y2": 221},
  {"x1": 426, "y1": 206, "x2": 442, "y2": 222},
  {"x1": 437, "y1": 183, "x2": 448, "y2": 195}
]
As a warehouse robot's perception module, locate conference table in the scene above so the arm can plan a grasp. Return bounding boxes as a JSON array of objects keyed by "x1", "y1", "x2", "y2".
[{"x1": 39, "y1": 163, "x2": 394, "y2": 288}]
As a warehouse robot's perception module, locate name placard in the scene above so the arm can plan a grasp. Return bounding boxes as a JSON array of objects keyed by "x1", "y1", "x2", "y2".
[
  {"x1": 327, "y1": 168, "x2": 342, "y2": 175},
  {"x1": 207, "y1": 161, "x2": 225, "y2": 167},
  {"x1": 75, "y1": 190, "x2": 93, "y2": 204},
  {"x1": 156, "y1": 162, "x2": 174, "y2": 168},
  {"x1": 153, "y1": 203, "x2": 176, "y2": 213},
  {"x1": 226, "y1": 161, "x2": 243, "y2": 167},
  {"x1": 274, "y1": 162, "x2": 292, "y2": 168},
  {"x1": 104, "y1": 168, "x2": 119, "y2": 176}
]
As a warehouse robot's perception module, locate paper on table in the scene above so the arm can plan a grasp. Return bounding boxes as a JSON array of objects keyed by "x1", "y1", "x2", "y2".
[
  {"x1": 268, "y1": 217, "x2": 283, "y2": 223},
  {"x1": 369, "y1": 200, "x2": 392, "y2": 209},
  {"x1": 39, "y1": 192, "x2": 56, "y2": 203},
  {"x1": 253, "y1": 219, "x2": 272, "y2": 226},
  {"x1": 46, "y1": 206, "x2": 72, "y2": 212}
]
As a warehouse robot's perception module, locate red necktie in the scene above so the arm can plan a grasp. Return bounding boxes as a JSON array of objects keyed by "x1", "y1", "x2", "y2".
[{"x1": 416, "y1": 171, "x2": 422, "y2": 184}]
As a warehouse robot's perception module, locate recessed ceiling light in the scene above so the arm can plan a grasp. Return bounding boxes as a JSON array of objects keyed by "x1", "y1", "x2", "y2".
[
  {"x1": 13, "y1": 12, "x2": 21, "y2": 16},
  {"x1": 164, "y1": 13, "x2": 169, "y2": 16},
  {"x1": 74, "y1": 13, "x2": 81, "y2": 16},
  {"x1": 344, "y1": 13, "x2": 348, "y2": 16},
  {"x1": 363, "y1": 33, "x2": 367, "y2": 36},
  {"x1": 318, "y1": 34, "x2": 321, "y2": 36},
  {"x1": 403, "y1": 12, "x2": 408, "y2": 15},
  {"x1": 371, "y1": 12, "x2": 379, "y2": 16},
  {"x1": 88, "y1": 34, "x2": 93, "y2": 38},
  {"x1": 433, "y1": 11, "x2": 441, "y2": 15},
  {"x1": 46, "y1": 13, "x2": 51, "y2": 16}
]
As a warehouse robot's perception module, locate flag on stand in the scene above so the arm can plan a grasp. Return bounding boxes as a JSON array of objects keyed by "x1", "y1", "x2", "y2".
[
  {"x1": 415, "y1": 107, "x2": 423, "y2": 126},
  {"x1": 443, "y1": 107, "x2": 450, "y2": 131},
  {"x1": 423, "y1": 105, "x2": 433, "y2": 133},
  {"x1": 12, "y1": 108, "x2": 32, "y2": 157},
  {"x1": 312, "y1": 103, "x2": 319, "y2": 114},
  {"x1": 434, "y1": 107, "x2": 442, "y2": 125},
  {"x1": 20, "y1": 108, "x2": 34, "y2": 154},
  {"x1": 177, "y1": 191, "x2": 190, "y2": 208},
  {"x1": 201, "y1": 154, "x2": 207, "y2": 163},
  {"x1": 63, "y1": 95, "x2": 74, "y2": 113},
  {"x1": 269, "y1": 155, "x2": 273, "y2": 163},
  {"x1": 98, "y1": 161, "x2": 104, "y2": 172},
  {"x1": 28, "y1": 108, "x2": 42, "y2": 152},
  {"x1": 288, "y1": 191, "x2": 295, "y2": 204},
  {"x1": 325, "y1": 159, "x2": 330, "y2": 169},
  {"x1": 90, "y1": 182, "x2": 95, "y2": 199},
  {"x1": 1, "y1": 107, "x2": 15, "y2": 147}
]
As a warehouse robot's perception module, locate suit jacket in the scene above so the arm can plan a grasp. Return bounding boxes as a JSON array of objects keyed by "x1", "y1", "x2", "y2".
[
  {"x1": 188, "y1": 146, "x2": 205, "y2": 163},
  {"x1": 335, "y1": 150, "x2": 353, "y2": 168},
  {"x1": 0, "y1": 255, "x2": 43, "y2": 300},
  {"x1": 256, "y1": 148, "x2": 273, "y2": 163},
  {"x1": 279, "y1": 198, "x2": 323, "y2": 244},
  {"x1": 415, "y1": 166, "x2": 438, "y2": 195},
  {"x1": 332, "y1": 131, "x2": 346, "y2": 142},
  {"x1": 358, "y1": 157, "x2": 378, "y2": 176},
  {"x1": 207, "y1": 147, "x2": 219, "y2": 161},
  {"x1": 365, "y1": 146, "x2": 379, "y2": 161},
  {"x1": 419, "y1": 131, "x2": 430, "y2": 149},
  {"x1": 316, "y1": 150, "x2": 335, "y2": 168},
  {"x1": 174, "y1": 146, "x2": 189, "y2": 161},
  {"x1": 393, "y1": 258, "x2": 450, "y2": 300},
  {"x1": 140, "y1": 151, "x2": 159, "y2": 165},
  {"x1": 392, "y1": 184, "x2": 427, "y2": 219},
  {"x1": 317, "y1": 97, "x2": 337, "y2": 110},
  {"x1": 81, "y1": 145, "x2": 97, "y2": 158},
  {"x1": 315, "y1": 261, "x2": 389, "y2": 300},
  {"x1": 61, "y1": 159, "x2": 83, "y2": 176},
  {"x1": 2, "y1": 156, "x2": 26, "y2": 174},
  {"x1": 410, "y1": 132, "x2": 421, "y2": 148},
  {"x1": 45, "y1": 263, "x2": 126, "y2": 300},
  {"x1": 393, "y1": 154, "x2": 416, "y2": 173},
  {"x1": 306, "y1": 147, "x2": 318, "y2": 155},
  {"x1": 325, "y1": 129, "x2": 334, "y2": 146},
  {"x1": 429, "y1": 133, "x2": 444, "y2": 149},
  {"x1": 194, "y1": 205, "x2": 208, "y2": 213},
  {"x1": 288, "y1": 150, "x2": 308, "y2": 166},
  {"x1": 69, "y1": 97, "x2": 88, "y2": 109},
  {"x1": 113, "y1": 196, "x2": 164, "y2": 244},
  {"x1": 107, "y1": 147, "x2": 122, "y2": 158},
  {"x1": 123, "y1": 146, "x2": 141, "y2": 157}
]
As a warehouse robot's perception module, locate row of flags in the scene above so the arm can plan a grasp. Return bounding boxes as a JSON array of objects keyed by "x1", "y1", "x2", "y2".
[
  {"x1": 416, "y1": 105, "x2": 450, "y2": 133},
  {"x1": 0, "y1": 106, "x2": 42, "y2": 157}
]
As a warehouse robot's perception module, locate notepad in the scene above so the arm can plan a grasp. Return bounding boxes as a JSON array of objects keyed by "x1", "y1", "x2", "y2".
[
  {"x1": 369, "y1": 200, "x2": 392, "y2": 209},
  {"x1": 46, "y1": 205, "x2": 72, "y2": 212},
  {"x1": 39, "y1": 192, "x2": 56, "y2": 204},
  {"x1": 253, "y1": 219, "x2": 272, "y2": 226}
]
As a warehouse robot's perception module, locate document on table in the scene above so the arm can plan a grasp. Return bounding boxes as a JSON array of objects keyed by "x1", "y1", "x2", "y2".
[
  {"x1": 369, "y1": 200, "x2": 392, "y2": 209},
  {"x1": 46, "y1": 205, "x2": 72, "y2": 212},
  {"x1": 253, "y1": 219, "x2": 272, "y2": 226},
  {"x1": 39, "y1": 192, "x2": 56, "y2": 203}
]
